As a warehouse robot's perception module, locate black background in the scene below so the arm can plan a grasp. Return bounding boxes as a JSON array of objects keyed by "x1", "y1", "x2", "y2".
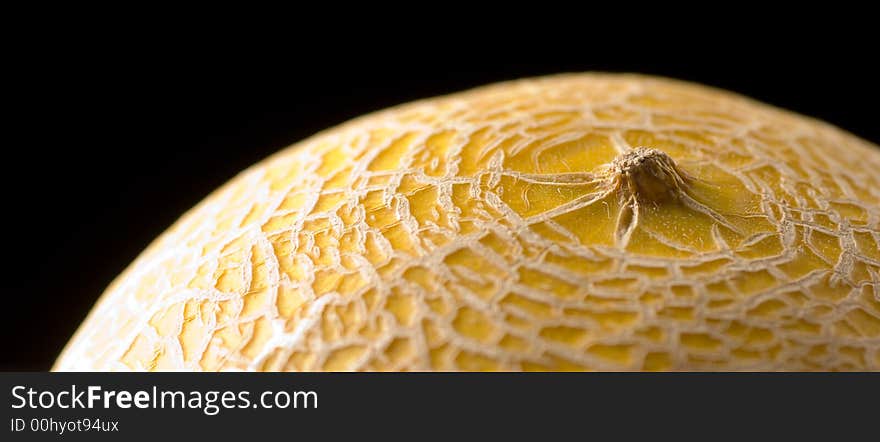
[{"x1": 5, "y1": 22, "x2": 879, "y2": 370}]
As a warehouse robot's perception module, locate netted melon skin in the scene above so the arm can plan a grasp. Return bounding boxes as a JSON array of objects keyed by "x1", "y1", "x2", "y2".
[{"x1": 55, "y1": 74, "x2": 880, "y2": 371}]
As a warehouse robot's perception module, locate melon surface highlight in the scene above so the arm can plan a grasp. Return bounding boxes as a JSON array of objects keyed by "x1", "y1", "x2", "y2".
[{"x1": 55, "y1": 74, "x2": 880, "y2": 371}]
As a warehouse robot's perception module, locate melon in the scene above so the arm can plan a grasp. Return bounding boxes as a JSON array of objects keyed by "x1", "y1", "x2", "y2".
[{"x1": 55, "y1": 74, "x2": 880, "y2": 371}]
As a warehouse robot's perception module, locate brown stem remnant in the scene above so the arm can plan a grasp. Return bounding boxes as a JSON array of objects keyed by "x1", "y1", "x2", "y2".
[
  {"x1": 610, "y1": 147, "x2": 690, "y2": 204},
  {"x1": 605, "y1": 148, "x2": 692, "y2": 247}
]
